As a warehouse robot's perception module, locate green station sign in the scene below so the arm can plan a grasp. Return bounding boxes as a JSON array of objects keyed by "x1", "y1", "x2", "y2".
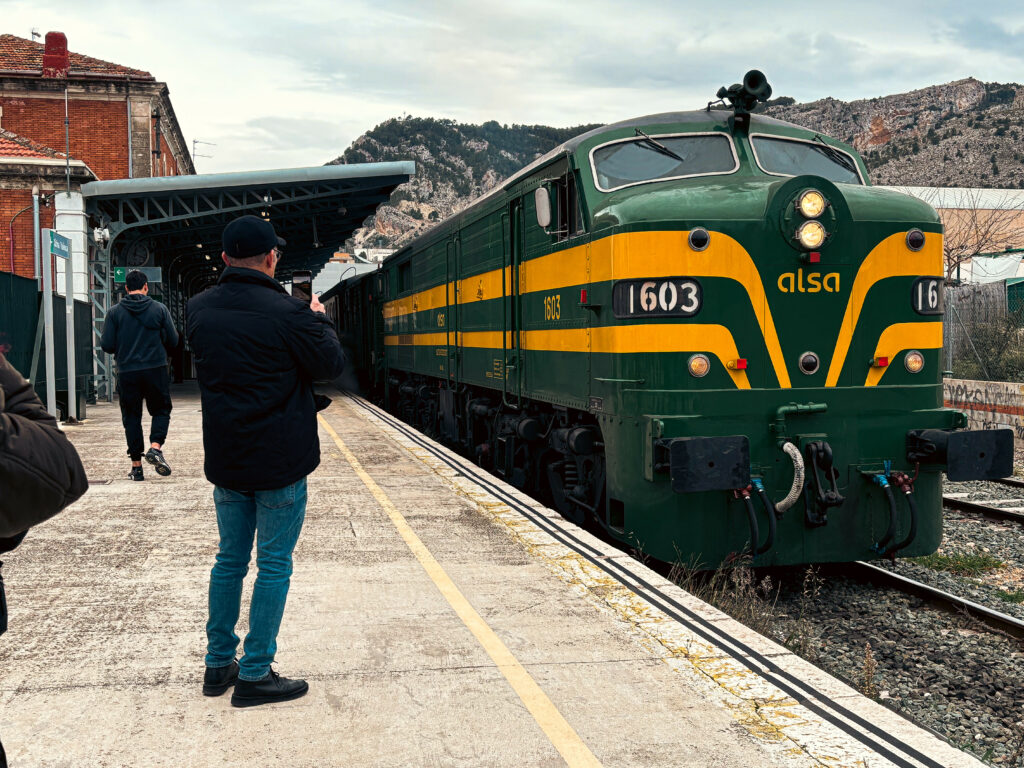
[{"x1": 113, "y1": 266, "x2": 162, "y2": 284}]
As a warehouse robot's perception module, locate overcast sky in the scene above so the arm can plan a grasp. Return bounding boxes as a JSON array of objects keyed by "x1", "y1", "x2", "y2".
[{"x1": 3, "y1": 0, "x2": 1023, "y2": 173}]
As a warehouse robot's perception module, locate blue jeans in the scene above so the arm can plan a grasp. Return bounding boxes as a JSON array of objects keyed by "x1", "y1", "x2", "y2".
[{"x1": 205, "y1": 477, "x2": 307, "y2": 681}]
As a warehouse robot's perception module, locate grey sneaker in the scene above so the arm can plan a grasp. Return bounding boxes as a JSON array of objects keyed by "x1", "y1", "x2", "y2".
[{"x1": 145, "y1": 447, "x2": 172, "y2": 476}]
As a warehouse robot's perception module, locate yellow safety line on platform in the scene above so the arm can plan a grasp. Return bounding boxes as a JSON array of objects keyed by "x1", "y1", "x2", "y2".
[{"x1": 317, "y1": 415, "x2": 603, "y2": 768}]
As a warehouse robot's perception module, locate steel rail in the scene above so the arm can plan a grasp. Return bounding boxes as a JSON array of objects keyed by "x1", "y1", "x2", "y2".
[
  {"x1": 942, "y1": 494, "x2": 1024, "y2": 525},
  {"x1": 993, "y1": 476, "x2": 1024, "y2": 491},
  {"x1": 851, "y1": 561, "x2": 1024, "y2": 640}
]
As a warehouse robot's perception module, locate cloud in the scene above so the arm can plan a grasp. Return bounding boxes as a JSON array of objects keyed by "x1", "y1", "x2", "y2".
[
  {"x1": 943, "y1": 17, "x2": 1024, "y2": 59},
  {"x1": 242, "y1": 117, "x2": 347, "y2": 153},
  {"x1": 4, "y1": 0, "x2": 1024, "y2": 174}
]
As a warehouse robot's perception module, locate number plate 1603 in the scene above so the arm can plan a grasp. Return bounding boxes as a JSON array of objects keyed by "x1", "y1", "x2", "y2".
[{"x1": 612, "y1": 278, "x2": 702, "y2": 319}]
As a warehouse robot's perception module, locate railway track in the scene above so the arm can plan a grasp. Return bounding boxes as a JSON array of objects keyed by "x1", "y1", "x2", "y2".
[
  {"x1": 943, "y1": 477, "x2": 1024, "y2": 524},
  {"x1": 942, "y1": 494, "x2": 1024, "y2": 524},
  {"x1": 850, "y1": 560, "x2": 1024, "y2": 641},
  {"x1": 992, "y1": 476, "x2": 1024, "y2": 491}
]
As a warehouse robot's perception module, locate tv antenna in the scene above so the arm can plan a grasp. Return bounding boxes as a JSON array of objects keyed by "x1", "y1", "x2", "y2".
[
  {"x1": 31, "y1": 28, "x2": 41, "y2": 41},
  {"x1": 192, "y1": 139, "x2": 216, "y2": 166}
]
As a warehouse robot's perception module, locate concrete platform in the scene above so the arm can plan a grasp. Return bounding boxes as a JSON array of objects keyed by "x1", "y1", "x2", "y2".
[{"x1": 0, "y1": 385, "x2": 981, "y2": 767}]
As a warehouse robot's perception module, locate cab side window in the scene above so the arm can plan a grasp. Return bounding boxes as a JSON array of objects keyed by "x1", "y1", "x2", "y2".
[{"x1": 554, "y1": 172, "x2": 585, "y2": 242}]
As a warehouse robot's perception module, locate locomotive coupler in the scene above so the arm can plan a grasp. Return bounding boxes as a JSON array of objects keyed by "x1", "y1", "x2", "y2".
[{"x1": 803, "y1": 440, "x2": 844, "y2": 527}]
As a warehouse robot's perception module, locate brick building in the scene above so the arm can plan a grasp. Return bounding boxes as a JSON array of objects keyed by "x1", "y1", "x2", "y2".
[
  {"x1": 0, "y1": 128, "x2": 92, "y2": 277},
  {"x1": 0, "y1": 31, "x2": 193, "y2": 296}
]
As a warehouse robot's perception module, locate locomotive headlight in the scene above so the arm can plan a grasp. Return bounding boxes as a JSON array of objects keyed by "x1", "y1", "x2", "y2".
[
  {"x1": 688, "y1": 354, "x2": 711, "y2": 378},
  {"x1": 797, "y1": 189, "x2": 827, "y2": 218},
  {"x1": 904, "y1": 350, "x2": 925, "y2": 373},
  {"x1": 796, "y1": 220, "x2": 827, "y2": 249}
]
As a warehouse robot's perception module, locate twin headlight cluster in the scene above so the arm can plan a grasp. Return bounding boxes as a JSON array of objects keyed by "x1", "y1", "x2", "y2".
[{"x1": 795, "y1": 189, "x2": 828, "y2": 249}]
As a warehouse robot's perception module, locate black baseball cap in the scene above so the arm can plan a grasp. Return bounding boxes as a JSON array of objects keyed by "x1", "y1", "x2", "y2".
[{"x1": 222, "y1": 215, "x2": 286, "y2": 260}]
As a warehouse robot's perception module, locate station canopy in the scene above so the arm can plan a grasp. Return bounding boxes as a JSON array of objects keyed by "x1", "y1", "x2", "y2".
[{"x1": 82, "y1": 161, "x2": 414, "y2": 294}]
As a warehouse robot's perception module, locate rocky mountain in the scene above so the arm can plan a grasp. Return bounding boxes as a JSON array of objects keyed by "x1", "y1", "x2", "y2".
[
  {"x1": 764, "y1": 78, "x2": 1024, "y2": 188},
  {"x1": 328, "y1": 118, "x2": 598, "y2": 251},
  {"x1": 329, "y1": 78, "x2": 1024, "y2": 251}
]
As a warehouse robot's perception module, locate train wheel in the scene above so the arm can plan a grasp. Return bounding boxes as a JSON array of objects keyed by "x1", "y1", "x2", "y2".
[
  {"x1": 545, "y1": 452, "x2": 606, "y2": 527},
  {"x1": 546, "y1": 456, "x2": 586, "y2": 524}
]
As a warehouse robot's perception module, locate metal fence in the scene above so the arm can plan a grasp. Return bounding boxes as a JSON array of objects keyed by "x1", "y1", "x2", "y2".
[
  {"x1": 0, "y1": 271, "x2": 39, "y2": 375},
  {"x1": 0, "y1": 271, "x2": 94, "y2": 410},
  {"x1": 943, "y1": 280, "x2": 1024, "y2": 381}
]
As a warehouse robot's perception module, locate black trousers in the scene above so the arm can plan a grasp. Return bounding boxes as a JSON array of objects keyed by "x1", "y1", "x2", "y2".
[{"x1": 117, "y1": 366, "x2": 172, "y2": 461}]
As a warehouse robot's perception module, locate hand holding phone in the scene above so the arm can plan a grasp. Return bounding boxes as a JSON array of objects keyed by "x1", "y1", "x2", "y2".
[{"x1": 291, "y1": 270, "x2": 313, "y2": 304}]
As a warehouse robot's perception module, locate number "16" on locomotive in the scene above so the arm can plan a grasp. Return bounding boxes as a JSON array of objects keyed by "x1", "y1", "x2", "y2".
[{"x1": 612, "y1": 278, "x2": 703, "y2": 319}]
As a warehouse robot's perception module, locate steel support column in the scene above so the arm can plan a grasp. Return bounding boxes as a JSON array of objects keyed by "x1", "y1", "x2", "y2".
[{"x1": 89, "y1": 240, "x2": 114, "y2": 401}]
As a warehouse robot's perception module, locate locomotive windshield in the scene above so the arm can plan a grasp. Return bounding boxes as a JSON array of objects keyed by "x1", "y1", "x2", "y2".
[
  {"x1": 590, "y1": 133, "x2": 738, "y2": 192},
  {"x1": 750, "y1": 135, "x2": 863, "y2": 184}
]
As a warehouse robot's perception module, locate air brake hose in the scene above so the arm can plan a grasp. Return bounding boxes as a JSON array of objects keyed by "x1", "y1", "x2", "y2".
[
  {"x1": 872, "y1": 475, "x2": 899, "y2": 553},
  {"x1": 775, "y1": 441, "x2": 804, "y2": 513},
  {"x1": 885, "y1": 490, "x2": 919, "y2": 558},
  {"x1": 751, "y1": 478, "x2": 777, "y2": 555},
  {"x1": 741, "y1": 492, "x2": 760, "y2": 557}
]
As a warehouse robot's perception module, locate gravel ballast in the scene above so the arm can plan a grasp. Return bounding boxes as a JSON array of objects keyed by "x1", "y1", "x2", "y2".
[{"x1": 686, "y1": 476, "x2": 1024, "y2": 766}]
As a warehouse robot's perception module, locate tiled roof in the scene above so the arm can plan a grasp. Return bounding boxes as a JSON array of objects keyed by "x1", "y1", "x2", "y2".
[
  {"x1": 0, "y1": 128, "x2": 68, "y2": 160},
  {"x1": 0, "y1": 34, "x2": 153, "y2": 79}
]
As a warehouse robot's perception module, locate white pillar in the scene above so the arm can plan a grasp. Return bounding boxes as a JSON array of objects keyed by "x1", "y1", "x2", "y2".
[
  {"x1": 36, "y1": 189, "x2": 57, "y2": 417},
  {"x1": 54, "y1": 191, "x2": 88, "y2": 302}
]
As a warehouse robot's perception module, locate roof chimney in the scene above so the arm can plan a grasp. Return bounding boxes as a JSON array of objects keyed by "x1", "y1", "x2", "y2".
[{"x1": 41, "y1": 31, "x2": 69, "y2": 78}]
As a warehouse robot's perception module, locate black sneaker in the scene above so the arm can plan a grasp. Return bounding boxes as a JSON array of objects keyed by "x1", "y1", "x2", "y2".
[
  {"x1": 230, "y1": 669, "x2": 309, "y2": 708},
  {"x1": 203, "y1": 660, "x2": 239, "y2": 696},
  {"x1": 130, "y1": 466, "x2": 144, "y2": 481},
  {"x1": 145, "y1": 447, "x2": 172, "y2": 476}
]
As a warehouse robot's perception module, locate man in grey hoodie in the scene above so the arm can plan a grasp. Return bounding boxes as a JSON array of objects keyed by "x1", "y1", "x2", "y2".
[{"x1": 100, "y1": 270, "x2": 178, "y2": 480}]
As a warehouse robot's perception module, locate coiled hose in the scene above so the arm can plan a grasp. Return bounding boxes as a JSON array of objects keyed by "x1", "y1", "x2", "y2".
[{"x1": 775, "y1": 441, "x2": 804, "y2": 513}]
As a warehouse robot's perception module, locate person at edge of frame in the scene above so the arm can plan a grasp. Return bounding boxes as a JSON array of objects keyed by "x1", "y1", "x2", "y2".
[
  {"x1": 100, "y1": 269, "x2": 178, "y2": 481},
  {"x1": 0, "y1": 352, "x2": 89, "y2": 768},
  {"x1": 186, "y1": 215, "x2": 346, "y2": 708}
]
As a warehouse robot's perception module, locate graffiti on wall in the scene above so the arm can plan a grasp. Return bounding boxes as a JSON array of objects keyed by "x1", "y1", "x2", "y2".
[{"x1": 944, "y1": 378, "x2": 1024, "y2": 443}]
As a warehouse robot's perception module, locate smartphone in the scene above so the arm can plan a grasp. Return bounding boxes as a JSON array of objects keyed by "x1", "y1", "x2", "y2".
[{"x1": 291, "y1": 271, "x2": 313, "y2": 304}]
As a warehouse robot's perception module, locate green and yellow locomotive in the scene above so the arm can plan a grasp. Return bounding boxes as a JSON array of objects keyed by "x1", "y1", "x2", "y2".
[{"x1": 328, "y1": 71, "x2": 1011, "y2": 567}]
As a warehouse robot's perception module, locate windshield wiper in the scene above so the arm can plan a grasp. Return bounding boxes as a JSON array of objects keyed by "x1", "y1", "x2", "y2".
[
  {"x1": 634, "y1": 128, "x2": 686, "y2": 163},
  {"x1": 812, "y1": 134, "x2": 858, "y2": 176}
]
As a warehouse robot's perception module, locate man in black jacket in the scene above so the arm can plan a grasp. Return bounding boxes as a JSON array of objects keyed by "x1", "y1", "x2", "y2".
[
  {"x1": 1, "y1": 352, "x2": 88, "y2": 767},
  {"x1": 100, "y1": 270, "x2": 178, "y2": 480},
  {"x1": 187, "y1": 215, "x2": 345, "y2": 708}
]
